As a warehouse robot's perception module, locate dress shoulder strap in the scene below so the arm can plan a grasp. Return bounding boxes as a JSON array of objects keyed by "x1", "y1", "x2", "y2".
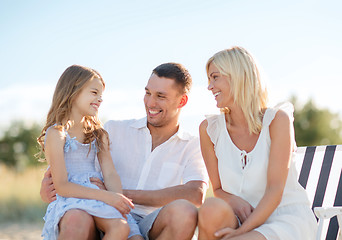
[{"x1": 263, "y1": 102, "x2": 294, "y2": 127}]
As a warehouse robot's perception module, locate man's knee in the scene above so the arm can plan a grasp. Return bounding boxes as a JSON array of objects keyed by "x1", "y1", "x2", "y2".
[
  {"x1": 167, "y1": 199, "x2": 198, "y2": 229},
  {"x1": 59, "y1": 209, "x2": 96, "y2": 239}
]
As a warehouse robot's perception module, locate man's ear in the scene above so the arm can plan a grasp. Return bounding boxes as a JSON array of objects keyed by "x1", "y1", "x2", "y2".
[{"x1": 178, "y1": 94, "x2": 188, "y2": 108}]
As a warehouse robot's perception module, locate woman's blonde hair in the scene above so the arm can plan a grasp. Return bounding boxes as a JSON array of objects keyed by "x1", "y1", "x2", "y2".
[
  {"x1": 37, "y1": 65, "x2": 109, "y2": 160},
  {"x1": 206, "y1": 46, "x2": 268, "y2": 134}
]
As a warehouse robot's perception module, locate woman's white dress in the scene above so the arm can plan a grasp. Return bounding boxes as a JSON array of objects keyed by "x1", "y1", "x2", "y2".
[{"x1": 206, "y1": 103, "x2": 317, "y2": 240}]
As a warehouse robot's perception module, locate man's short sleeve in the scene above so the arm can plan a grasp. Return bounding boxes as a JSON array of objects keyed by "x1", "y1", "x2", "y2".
[{"x1": 182, "y1": 137, "x2": 209, "y2": 186}]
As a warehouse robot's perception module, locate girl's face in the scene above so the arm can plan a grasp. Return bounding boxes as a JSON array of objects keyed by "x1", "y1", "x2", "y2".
[
  {"x1": 207, "y1": 63, "x2": 233, "y2": 108},
  {"x1": 72, "y1": 78, "x2": 104, "y2": 118}
]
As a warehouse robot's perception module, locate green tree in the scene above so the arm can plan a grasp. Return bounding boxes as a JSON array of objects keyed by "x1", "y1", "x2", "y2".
[
  {"x1": 0, "y1": 121, "x2": 44, "y2": 170},
  {"x1": 291, "y1": 97, "x2": 342, "y2": 146}
]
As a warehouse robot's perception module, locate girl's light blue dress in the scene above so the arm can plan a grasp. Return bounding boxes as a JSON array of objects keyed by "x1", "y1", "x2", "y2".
[{"x1": 42, "y1": 129, "x2": 141, "y2": 239}]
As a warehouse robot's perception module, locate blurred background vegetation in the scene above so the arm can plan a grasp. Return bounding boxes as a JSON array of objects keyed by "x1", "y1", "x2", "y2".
[
  {"x1": 0, "y1": 97, "x2": 342, "y2": 224},
  {"x1": 291, "y1": 97, "x2": 342, "y2": 146},
  {"x1": 0, "y1": 121, "x2": 48, "y2": 224}
]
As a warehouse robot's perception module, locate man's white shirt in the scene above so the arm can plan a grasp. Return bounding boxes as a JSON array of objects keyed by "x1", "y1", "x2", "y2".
[{"x1": 98, "y1": 117, "x2": 209, "y2": 217}]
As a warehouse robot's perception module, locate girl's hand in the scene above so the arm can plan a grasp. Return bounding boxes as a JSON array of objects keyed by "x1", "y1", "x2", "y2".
[
  {"x1": 90, "y1": 177, "x2": 107, "y2": 190},
  {"x1": 228, "y1": 195, "x2": 254, "y2": 223},
  {"x1": 106, "y1": 192, "x2": 134, "y2": 218}
]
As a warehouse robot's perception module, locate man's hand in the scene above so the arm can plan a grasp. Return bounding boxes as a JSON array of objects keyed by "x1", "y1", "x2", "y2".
[
  {"x1": 89, "y1": 177, "x2": 106, "y2": 190},
  {"x1": 40, "y1": 168, "x2": 56, "y2": 203}
]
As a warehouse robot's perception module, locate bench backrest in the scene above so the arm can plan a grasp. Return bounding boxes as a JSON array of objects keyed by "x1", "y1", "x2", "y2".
[{"x1": 295, "y1": 145, "x2": 342, "y2": 240}]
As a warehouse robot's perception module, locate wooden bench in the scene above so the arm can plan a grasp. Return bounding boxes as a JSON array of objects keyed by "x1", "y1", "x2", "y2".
[{"x1": 295, "y1": 145, "x2": 342, "y2": 240}]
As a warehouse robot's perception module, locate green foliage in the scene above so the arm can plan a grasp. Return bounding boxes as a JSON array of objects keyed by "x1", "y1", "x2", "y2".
[
  {"x1": 291, "y1": 97, "x2": 342, "y2": 146},
  {"x1": 0, "y1": 198, "x2": 47, "y2": 223},
  {"x1": 0, "y1": 121, "x2": 44, "y2": 170}
]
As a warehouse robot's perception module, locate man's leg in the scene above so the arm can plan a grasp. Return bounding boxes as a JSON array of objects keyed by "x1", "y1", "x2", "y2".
[
  {"x1": 148, "y1": 199, "x2": 198, "y2": 240},
  {"x1": 58, "y1": 209, "x2": 99, "y2": 240}
]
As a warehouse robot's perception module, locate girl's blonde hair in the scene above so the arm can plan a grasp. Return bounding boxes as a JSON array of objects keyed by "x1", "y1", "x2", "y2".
[
  {"x1": 206, "y1": 46, "x2": 268, "y2": 134},
  {"x1": 37, "y1": 65, "x2": 109, "y2": 160}
]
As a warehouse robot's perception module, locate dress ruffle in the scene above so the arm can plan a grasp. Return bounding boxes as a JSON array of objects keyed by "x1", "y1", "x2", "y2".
[
  {"x1": 205, "y1": 114, "x2": 222, "y2": 146},
  {"x1": 264, "y1": 102, "x2": 294, "y2": 127}
]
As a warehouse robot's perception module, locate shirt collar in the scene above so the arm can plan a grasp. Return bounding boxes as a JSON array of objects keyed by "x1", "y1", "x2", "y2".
[
  {"x1": 130, "y1": 117, "x2": 148, "y2": 129},
  {"x1": 130, "y1": 117, "x2": 191, "y2": 141}
]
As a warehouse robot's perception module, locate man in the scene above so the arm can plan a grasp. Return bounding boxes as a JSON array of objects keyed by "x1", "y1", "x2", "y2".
[{"x1": 40, "y1": 62, "x2": 208, "y2": 240}]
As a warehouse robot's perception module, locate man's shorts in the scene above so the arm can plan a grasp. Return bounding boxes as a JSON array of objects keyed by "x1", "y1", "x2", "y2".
[{"x1": 131, "y1": 208, "x2": 162, "y2": 240}]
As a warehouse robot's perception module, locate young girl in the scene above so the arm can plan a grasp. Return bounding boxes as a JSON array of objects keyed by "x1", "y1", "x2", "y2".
[{"x1": 37, "y1": 65, "x2": 142, "y2": 240}]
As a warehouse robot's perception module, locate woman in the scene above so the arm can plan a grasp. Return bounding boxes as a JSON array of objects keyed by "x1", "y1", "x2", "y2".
[{"x1": 198, "y1": 47, "x2": 317, "y2": 239}]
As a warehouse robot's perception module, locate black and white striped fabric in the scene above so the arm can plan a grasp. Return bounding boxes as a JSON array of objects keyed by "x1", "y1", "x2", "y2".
[{"x1": 295, "y1": 145, "x2": 342, "y2": 240}]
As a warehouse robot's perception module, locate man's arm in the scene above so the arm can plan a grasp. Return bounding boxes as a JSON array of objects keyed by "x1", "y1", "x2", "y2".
[
  {"x1": 123, "y1": 180, "x2": 207, "y2": 208},
  {"x1": 40, "y1": 168, "x2": 56, "y2": 203}
]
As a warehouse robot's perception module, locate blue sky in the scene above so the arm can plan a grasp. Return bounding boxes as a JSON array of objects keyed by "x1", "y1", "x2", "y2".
[{"x1": 1, "y1": 0, "x2": 341, "y2": 136}]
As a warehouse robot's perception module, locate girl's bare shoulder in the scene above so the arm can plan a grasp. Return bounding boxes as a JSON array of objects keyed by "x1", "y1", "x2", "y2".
[{"x1": 45, "y1": 127, "x2": 66, "y2": 144}]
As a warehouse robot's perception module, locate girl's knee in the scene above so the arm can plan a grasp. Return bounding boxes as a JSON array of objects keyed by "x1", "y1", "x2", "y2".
[
  {"x1": 116, "y1": 219, "x2": 130, "y2": 235},
  {"x1": 103, "y1": 219, "x2": 130, "y2": 238},
  {"x1": 60, "y1": 209, "x2": 95, "y2": 230},
  {"x1": 59, "y1": 210, "x2": 96, "y2": 239}
]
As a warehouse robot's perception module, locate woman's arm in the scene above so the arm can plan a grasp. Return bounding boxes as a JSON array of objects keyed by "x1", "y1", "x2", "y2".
[
  {"x1": 199, "y1": 120, "x2": 254, "y2": 222},
  {"x1": 220, "y1": 110, "x2": 293, "y2": 238},
  {"x1": 45, "y1": 128, "x2": 133, "y2": 215}
]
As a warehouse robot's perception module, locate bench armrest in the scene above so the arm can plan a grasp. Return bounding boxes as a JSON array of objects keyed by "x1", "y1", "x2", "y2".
[{"x1": 314, "y1": 207, "x2": 342, "y2": 240}]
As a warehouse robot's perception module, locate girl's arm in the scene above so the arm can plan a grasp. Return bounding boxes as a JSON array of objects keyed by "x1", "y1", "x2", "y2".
[
  {"x1": 45, "y1": 128, "x2": 133, "y2": 215},
  {"x1": 216, "y1": 110, "x2": 293, "y2": 238},
  {"x1": 97, "y1": 135, "x2": 123, "y2": 194},
  {"x1": 199, "y1": 120, "x2": 254, "y2": 222}
]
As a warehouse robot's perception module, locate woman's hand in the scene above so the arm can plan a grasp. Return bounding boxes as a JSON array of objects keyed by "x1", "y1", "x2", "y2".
[
  {"x1": 40, "y1": 168, "x2": 57, "y2": 203},
  {"x1": 214, "y1": 227, "x2": 244, "y2": 239},
  {"x1": 228, "y1": 194, "x2": 254, "y2": 223}
]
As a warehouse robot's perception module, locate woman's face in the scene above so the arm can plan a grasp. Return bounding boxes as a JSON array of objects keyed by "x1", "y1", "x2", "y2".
[{"x1": 207, "y1": 63, "x2": 233, "y2": 108}]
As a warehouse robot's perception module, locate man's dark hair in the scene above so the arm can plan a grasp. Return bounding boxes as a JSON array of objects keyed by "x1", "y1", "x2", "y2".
[{"x1": 152, "y1": 63, "x2": 192, "y2": 94}]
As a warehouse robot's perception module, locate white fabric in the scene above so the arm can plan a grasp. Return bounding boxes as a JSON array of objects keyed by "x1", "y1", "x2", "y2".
[
  {"x1": 206, "y1": 102, "x2": 317, "y2": 239},
  {"x1": 255, "y1": 203, "x2": 317, "y2": 240},
  {"x1": 102, "y1": 117, "x2": 209, "y2": 217}
]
